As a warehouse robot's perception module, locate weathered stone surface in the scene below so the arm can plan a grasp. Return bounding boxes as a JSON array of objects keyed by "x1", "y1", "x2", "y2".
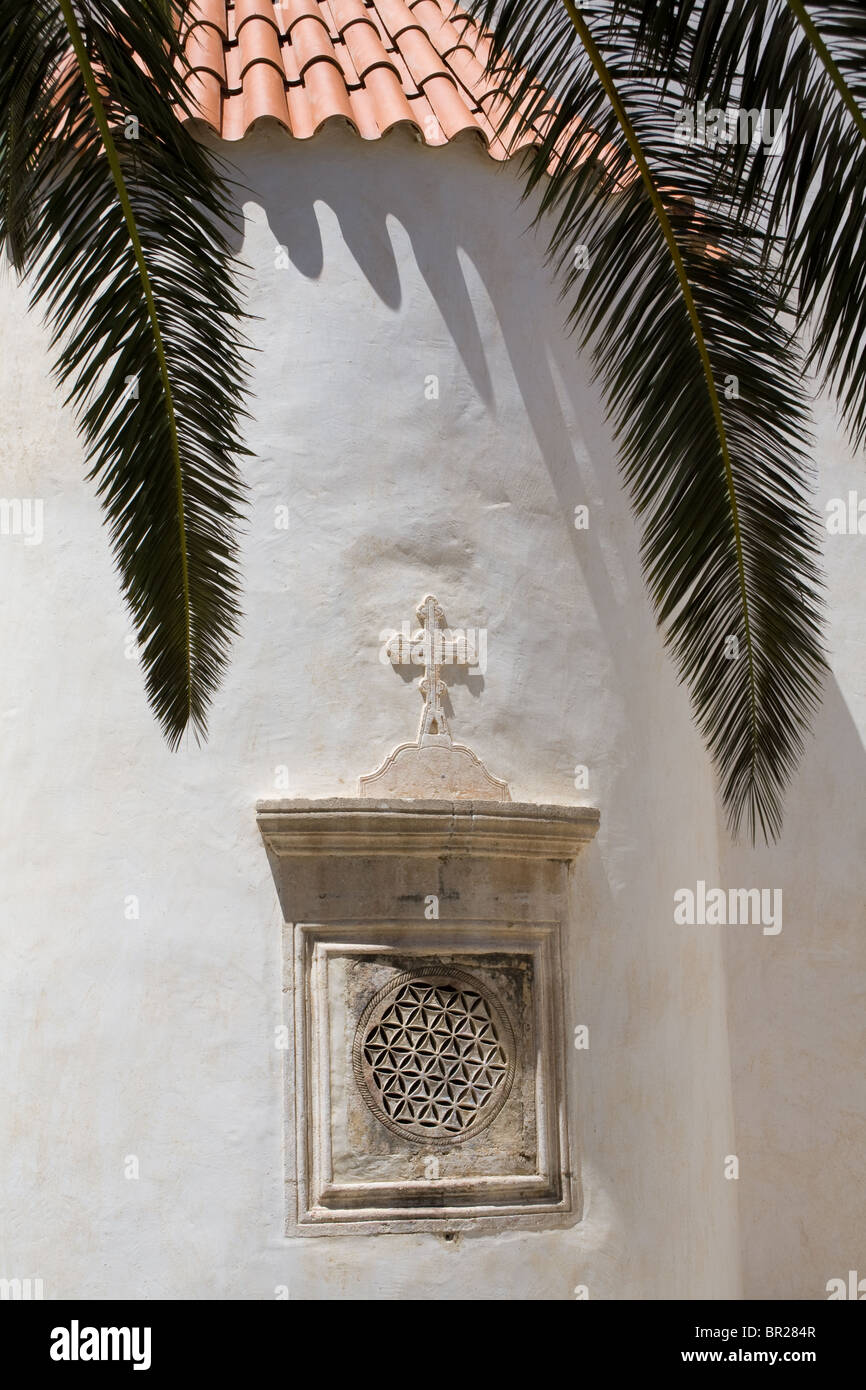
[
  {"x1": 361, "y1": 593, "x2": 510, "y2": 799},
  {"x1": 359, "y1": 737, "x2": 510, "y2": 799},
  {"x1": 257, "y1": 797, "x2": 600, "y2": 860},
  {"x1": 289, "y1": 926, "x2": 568, "y2": 1233},
  {"x1": 259, "y1": 796, "x2": 597, "y2": 1234}
]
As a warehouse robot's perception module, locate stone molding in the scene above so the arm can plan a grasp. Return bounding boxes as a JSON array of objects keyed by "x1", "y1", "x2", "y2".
[
  {"x1": 258, "y1": 795, "x2": 599, "y2": 1235},
  {"x1": 257, "y1": 797, "x2": 600, "y2": 860}
]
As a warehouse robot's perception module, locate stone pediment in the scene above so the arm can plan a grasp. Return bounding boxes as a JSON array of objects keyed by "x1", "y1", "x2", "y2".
[{"x1": 360, "y1": 735, "x2": 509, "y2": 800}]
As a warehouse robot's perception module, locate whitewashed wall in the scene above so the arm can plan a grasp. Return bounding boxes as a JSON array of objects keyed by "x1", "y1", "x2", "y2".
[
  {"x1": 0, "y1": 122, "x2": 858, "y2": 1300},
  {"x1": 719, "y1": 393, "x2": 866, "y2": 1301}
]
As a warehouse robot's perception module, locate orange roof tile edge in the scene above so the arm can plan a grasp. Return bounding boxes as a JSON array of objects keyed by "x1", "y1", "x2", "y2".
[{"x1": 178, "y1": 0, "x2": 554, "y2": 160}]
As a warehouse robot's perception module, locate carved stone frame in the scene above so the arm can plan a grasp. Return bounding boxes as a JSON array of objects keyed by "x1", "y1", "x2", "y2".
[{"x1": 257, "y1": 798, "x2": 599, "y2": 1236}]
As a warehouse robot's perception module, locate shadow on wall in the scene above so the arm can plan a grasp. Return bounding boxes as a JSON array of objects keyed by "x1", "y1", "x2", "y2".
[
  {"x1": 226, "y1": 131, "x2": 865, "y2": 825},
  {"x1": 223, "y1": 121, "x2": 866, "y2": 1299},
  {"x1": 719, "y1": 677, "x2": 866, "y2": 1301},
  {"x1": 220, "y1": 121, "x2": 747, "y2": 1297},
  {"x1": 223, "y1": 120, "x2": 682, "y2": 822}
]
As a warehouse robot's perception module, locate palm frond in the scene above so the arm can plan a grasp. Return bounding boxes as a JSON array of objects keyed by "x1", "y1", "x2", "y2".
[
  {"x1": 470, "y1": 0, "x2": 827, "y2": 840},
  {"x1": 605, "y1": 0, "x2": 866, "y2": 449},
  {"x1": 0, "y1": 0, "x2": 251, "y2": 746}
]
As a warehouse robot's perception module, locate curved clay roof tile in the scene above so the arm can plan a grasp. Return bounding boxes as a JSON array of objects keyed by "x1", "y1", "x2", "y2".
[
  {"x1": 175, "y1": 5, "x2": 713, "y2": 256},
  {"x1": 179, "y1": 0, "x2": 552, "y2": 159},
  {"x1": 237, "y1": 15, "x2": 284, "y2": 78},
  {"x1": 341, "y1": 17, "x2": 397, "y2": 84},
  {"x1": 184, "y1": 20, "x2": 228, "y2": 86}
]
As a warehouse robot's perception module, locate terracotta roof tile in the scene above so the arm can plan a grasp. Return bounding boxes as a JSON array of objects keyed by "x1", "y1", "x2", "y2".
[
  {"x1": 420, "y1": 74, "x2": 483, "y2": 141},
  {"x1": 186, "y1": 0, "x2": 230, "y2": 39},
  {"x1": 405, "y1": 90, "x2": 446, "y2": 144},
  {"x1": 302, "y1": 55, "x2": 356, "y2": 128},
  {"x1": 370, "y1": 0, "x2": 423, "y2": 39},
  {"x1": 184, "y1": 20, "x2": 228, "y2": 86},
  {"x1": 360, "y1": 62, "x2": 418, "y2": 135},
  {"x1": 237, "y1": 18, "x2": 284, "y2": 79},
  {"x1": 392, "y1": 26, "x2": 452, "y2": 88},
  {"x1": 438, "y1": 35, "x2": 487, "y2": 94},
  {"x1": 240, "y1": 54, "x2": 289, "y2": 122},
  {"x1": 186, "y1": 69, "x2": 224, "y2": 129},
  {"x1": 330, "y1": 0, "x2": 375, "y2": 33},
  {"x1": 179, "y1": 0, "x2": 553, "y2": 159},
  {"x1": 224, "y1": 37, "x2": 243, "y2": 88},
  {"x1": 235, "y1": 0, "x2": 282, "y2": 32},
  {"x1": 340, "y1": 15, "x2": 395, "y2": 82},
  {"x1": 154, "y1": 12, "x2": 689, "y2": 249},
  {"x1": 344, "y1": 80, "x2": 384, "y2": 138},
  {"x1": 290, "y1": 15, "x2": 341, "y2": 76}
]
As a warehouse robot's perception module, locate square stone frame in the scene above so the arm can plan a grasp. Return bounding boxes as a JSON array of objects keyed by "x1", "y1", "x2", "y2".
[
  {"x1": 292, "y1": 922, "x2": 568, "y2": 1233},
  {"x1": 257, "y1": 798, "x2": 600, "y2": 1237}
]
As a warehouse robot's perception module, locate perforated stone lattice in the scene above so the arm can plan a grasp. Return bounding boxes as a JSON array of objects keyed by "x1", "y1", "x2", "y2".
[{"x1": 353, "y1": 968, "x2": 515, "y2": 1145}]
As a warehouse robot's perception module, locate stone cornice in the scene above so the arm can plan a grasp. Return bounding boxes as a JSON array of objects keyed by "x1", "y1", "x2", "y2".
[{"x1": 256, "y1": 797, "x2": 600, "y2": 860}]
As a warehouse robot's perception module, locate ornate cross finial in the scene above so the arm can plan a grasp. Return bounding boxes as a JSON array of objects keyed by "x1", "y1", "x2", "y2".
[
  {"x1": 386, "y1": 594, "x2": 478, "y2": 743},
  {"x1": 361, "y1": 593, "x2": 508, "y2": 801}
]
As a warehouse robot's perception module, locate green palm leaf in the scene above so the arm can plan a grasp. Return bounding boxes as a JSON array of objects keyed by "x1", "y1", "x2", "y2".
[
  {"x1": 606, "y1": 0, "x2": 866, "y2": 449},
  {"x1": 470, "y1": 0, "x2": 827, "y2": 841},
  {"x1": 0, "y1": 0, "x2": 251, "y2": 747}
]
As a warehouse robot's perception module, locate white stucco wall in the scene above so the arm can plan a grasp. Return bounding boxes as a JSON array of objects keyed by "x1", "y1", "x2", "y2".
[
  {"x1": 0, "y1": 121, "x2": 856, "y2": 1300},
  {"x1": 719, "y1": 395, "x2": 866, "y2": 1301}
]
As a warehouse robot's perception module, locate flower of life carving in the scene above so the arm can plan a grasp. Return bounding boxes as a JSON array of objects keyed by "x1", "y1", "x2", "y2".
[{"x1": 353, "y1": 968, "x2": 515, "y2": 1145}]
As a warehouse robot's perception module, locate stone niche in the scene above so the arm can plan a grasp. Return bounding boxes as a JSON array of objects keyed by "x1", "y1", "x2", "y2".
[{"x1": 257, "y1": 798, "x2": 599, "y2": 1236}]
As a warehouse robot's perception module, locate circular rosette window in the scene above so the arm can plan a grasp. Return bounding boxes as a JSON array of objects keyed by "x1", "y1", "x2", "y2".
[{"x1": 353, "y1": 967, "x2": 516, "y2": 1145}]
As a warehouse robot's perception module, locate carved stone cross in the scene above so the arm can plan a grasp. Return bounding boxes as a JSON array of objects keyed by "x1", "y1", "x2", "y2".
[
  {"x1": 361, "y1": 593, "x2": 508, "y2": 801},
  {"x1": 386, "y1": 594, "x2": 477, "y2": 743}
]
